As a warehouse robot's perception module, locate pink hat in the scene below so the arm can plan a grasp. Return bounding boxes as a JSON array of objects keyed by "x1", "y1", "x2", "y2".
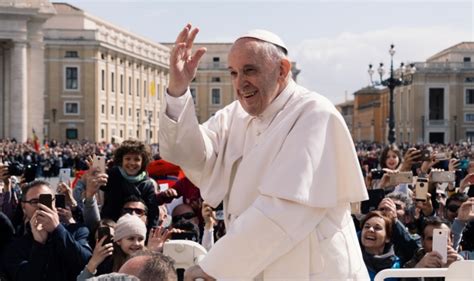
[{"x1": 114, "y1": 214, "x2": 147, "y2": 242}]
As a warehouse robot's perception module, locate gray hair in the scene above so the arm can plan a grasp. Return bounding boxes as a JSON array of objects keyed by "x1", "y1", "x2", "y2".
[{"x1": 386, "y1": 191, "x2": 413, "y2": 210}]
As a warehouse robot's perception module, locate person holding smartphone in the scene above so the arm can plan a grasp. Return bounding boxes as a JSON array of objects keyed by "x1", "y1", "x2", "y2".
[
  {"x1": 84, "y1": 140, "x2": 159, "y2": 232},
  {"x1": 1, "y1": 180, "x2": 92, "y2": 281}
]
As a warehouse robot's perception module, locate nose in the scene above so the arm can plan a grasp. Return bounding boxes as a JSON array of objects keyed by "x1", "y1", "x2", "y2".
[{"x1": 235, "y1": 73, "x2": 249, "y2": 90}]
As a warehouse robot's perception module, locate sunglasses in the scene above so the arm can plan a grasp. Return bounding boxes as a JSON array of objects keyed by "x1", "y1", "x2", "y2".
[
  {"x1": 172, "y1": 212, "x2": 196, "y2": 222},
  {"x1": 446, "y1": 205, "x2": 461, "y2": 213},
  {"x1": 122, "y1": 207, "x2": 147, "y2": 217}
]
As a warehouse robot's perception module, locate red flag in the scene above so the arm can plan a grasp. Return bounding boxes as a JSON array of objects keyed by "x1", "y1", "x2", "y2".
[{"x1": 32, "y1": 129, "x2": 40, "y2": 152}]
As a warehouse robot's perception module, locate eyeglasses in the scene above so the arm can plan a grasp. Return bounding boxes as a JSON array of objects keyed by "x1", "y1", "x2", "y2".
[
  {"x1": 122, "y1": 207, "x2": 147, "y2": 217},
  {"x1": 172, "y1": 212, "x2": 196, "y2": 222},
  {"x1": 22, "y1": 198, "x2": 40, "y2": 205},
  {"x1": 447, "y1": 205, "x2": 461, "y2": 213},
  {"x1": 395, "y1": 204, "x2": 404, "y2": 210}
]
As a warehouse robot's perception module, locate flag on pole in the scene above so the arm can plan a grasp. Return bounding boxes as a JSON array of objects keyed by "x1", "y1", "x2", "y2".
[
  {"x1": 32, "y1": 129, "x2": 40, "y2": 152},
  {"x1": 150, "y1": 81, "x2": 156, "y2": 96}
]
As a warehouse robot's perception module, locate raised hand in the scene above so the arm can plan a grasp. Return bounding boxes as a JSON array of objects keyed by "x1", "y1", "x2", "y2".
[
  {"x1": 147, "y1": 226, "x2": 172, "y2": 253},
  {"x1": 87, "y1": 236, "x2": 114, "y2": 274},
  {"x1": 30, "y1": 212, "x2": 48, "y2": 244},
  {"x1": 168, "y1": 24, "x2": 207, "y2": 97},
  {"x1": 36, "y1": 203, "x2": 60, "y2": 233}
]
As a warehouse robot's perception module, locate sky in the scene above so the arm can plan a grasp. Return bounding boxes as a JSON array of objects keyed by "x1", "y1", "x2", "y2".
[{"x1": 65, "y1": 0, "x2": 474, "y2": 104}]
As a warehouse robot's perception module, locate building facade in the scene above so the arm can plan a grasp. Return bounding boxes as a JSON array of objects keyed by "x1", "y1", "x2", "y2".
[
  {"x1": 352, "y1": 86, "x2": 389, "y2": 144},
  {"x1": 0, "y1": 0, "x2": 55, "y2": 141},
  {"x1": 395, "y1": 42, "x2": 474, "y2": 144},
  {"x1": 335, "y1": 99, "x2": 354, "y2": 138},
  {"x1": 43, "y1": 3, "x2": 170, "y2": 142}
]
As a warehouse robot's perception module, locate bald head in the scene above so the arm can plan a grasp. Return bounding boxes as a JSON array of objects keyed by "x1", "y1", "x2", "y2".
[
  {"x1": 119, "y1": 252, "x2": 177, "y2": 281},
  {"x1": 119, "y1": 255, "x2": 151, "y2": 277}
]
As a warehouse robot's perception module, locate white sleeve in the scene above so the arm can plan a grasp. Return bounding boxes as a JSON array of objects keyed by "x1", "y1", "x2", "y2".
[
  {"x1": 199, "y1": 195, "x2": 327, "y2": 279},
  {"x1": 201, "y1": 228, "x2": 215, "y2": 252},
  {"x1": 165, "y1": 89, "x2": 190, "y2": 121}
]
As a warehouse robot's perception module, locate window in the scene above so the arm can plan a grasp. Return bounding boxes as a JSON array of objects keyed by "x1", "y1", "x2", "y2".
[
  {"x1": 101, "y1": 104, "x2": 105, "y2": 114},
  {"x1": 211, "y1": 77, "x2": 221, "y2": 82},
  {"x1": 429, "y1": 88, "x2": 444, "y2": 120},
  {"x1": 101, "y1": 129, "x2": 105, "y2": 139},
  {"x1": 136, "y1": 79, "x2": 140, "y2": 96},
  {"x1": 120, "y1": 74, "x2": 124, "y2": 94},
  {"x1": 466, "y1": 89, "x2": 474, "y2": 104},
  {"x1": 144, "y1": 81, "x2": 147, "y2": 97},
  {"x1": 64, "y1": 102, "x2": 79, "y2": 115},
  {"x1": 65, "y1": 51, "x2": 78, "y2": 58},
  {"x1": 120, "y1": 130, "x2": 123, "y2": 138},
  {"x1": 128, "y1": 77, "x2": 132, "y2": 95},
  {"x1": 128, "y1": 107, "x2": 132, "y2": 117},
  {"x1": 464, "y1": 57, "x2": 471, "y2": 62},
  {"x1": 120, "y1": 106, "x2": 123, "y2": 116},
  {"x1": 190, "y1": 88, "x2": 197, "y2": 104},
  {"x1": 465, "y1": 113, "x2": 474, "y2": 122},
  {"x1": 101, "y1": 70, "x2": 105, "y2": 91},
  {"x1": 65, "y1": 67, "x2": 78, "y2": 90},
  {"x1": 65, "y1": 129, "x2": 78, "y2": 140},
  {"x1": 111, "y1": 105, "x2": 115, "y2": 115},
  {"x1": 111, "y1": 72, "x2": 115, "y2": 92},
  {"x1": 212, "y1": 57, "x2": 220, "y2": 68},
  {"x1": 156, "y1": 83, "x2": 160, "y2": 100},
  {"x1": 467, "y1": 132, "x2": 474, "y2": 143},
  {"x1": 211, "y1": 88, "x2": 221, "y2": 105}
]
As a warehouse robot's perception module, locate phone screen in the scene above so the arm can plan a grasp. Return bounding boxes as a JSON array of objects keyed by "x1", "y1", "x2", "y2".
[
  {"x1": 55, "y1": 194, "x2": 66, "y2": 209},
  {"x1": 39, "y1": 194, "x2": 53, "y2": 209},
  {"x1": 59, "y1": 168, "x2": 71, "y2": 183}
]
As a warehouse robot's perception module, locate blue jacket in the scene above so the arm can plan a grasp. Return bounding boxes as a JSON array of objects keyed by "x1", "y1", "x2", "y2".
[{"x1": 1, "y1": 223, "x2": 92, "y2": 281}]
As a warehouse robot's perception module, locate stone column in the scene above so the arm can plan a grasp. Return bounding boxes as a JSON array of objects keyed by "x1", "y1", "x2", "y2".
[
  {"x1": 10, "y1": 41, "x2": 27, "y2": 141},
  {"x1": 27, "y1": 21, "x2": 46, "y2": 141}
]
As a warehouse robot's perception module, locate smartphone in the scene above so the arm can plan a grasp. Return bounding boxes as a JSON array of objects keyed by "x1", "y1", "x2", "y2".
[
  {"x1": 432, "y1": 228, "x2": 448, "y2": 264},
  {"x1": 419, "y1": 149, "x2": 431, "y2": 161},
  {"x1": 92, "y1": 155, "x2": 105, "y2": 173},
  {"x1": 97, "y1": 226, "x2": 113, "y2": 245},
  {"x1": 59, "y1": 168, "x2": 71, "y2": 183},
  {"x1": 39, "y1": 194, "x2": 53, "y2": 209},
  {"x1": 55, "y1": 194, "x2": 66, "y2": 209},
  {"x1": 159, "y1": 183, "x2": 169, "y2": 192},
  {"x1": 389, "y1": 172, "x2": 413, "y2": 185},
  {"x1": 431, "y1": 171, "x2": 455, "y2": 183},
  {"x1": 415, "y1": 178, "x2": 429, "y2": 201},
  {"x1": 370, "y1": 169, "x2": 386, "y2": 180}
]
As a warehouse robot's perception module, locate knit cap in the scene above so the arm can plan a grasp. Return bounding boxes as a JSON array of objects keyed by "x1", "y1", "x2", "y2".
[{"x1": 113, "y1": 214, "x2": 147, "y2": 242}]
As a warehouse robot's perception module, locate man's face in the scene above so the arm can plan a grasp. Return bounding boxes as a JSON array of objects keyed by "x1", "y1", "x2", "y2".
[
  {"x1": 228, "y1": 39, "x2": 283, "y2": 116},
  {"x1": 172, "y1": 204, "x2": 199, "y2": 227},
  {"x1": 122, "y1": 201, "x2": 148, "y2": 225},
  {"x1": 392, "y1": 199, "x2": 406, "y2": 220},
  {"x1": 22, "y1": 184, "x2": 52, "y2": 220},
  {"x1": 422, "y1": 224, "x2": 451, "y2": 252},
  {"x1": 445, "y1": 200, "x2": 462, "y2": 222}
]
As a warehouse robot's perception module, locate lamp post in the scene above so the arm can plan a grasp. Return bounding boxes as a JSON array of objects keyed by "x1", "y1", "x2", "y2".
[
  {"x1": 368, "y1": 44, "x2": 415, "y2": 144},
  {"x1": 147, "y1": 111, "x2": 152, "y2": 144}
]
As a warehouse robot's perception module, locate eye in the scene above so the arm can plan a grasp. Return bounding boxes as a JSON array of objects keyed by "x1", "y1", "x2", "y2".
[
  {"x1": 229, "y1": 70, "x2": 237, "y2": 78},
  {"x1": 244, "y1": 67, "x2": 256, "y2": 75}
]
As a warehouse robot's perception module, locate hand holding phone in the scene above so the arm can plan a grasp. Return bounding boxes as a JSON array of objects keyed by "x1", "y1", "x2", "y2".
[{"x1": 415, "y1": 178, "x2": 429, "y2": 201}]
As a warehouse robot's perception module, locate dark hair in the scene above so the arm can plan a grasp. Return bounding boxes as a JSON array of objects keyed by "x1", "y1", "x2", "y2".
[
  {"x1": 361, "y1": 210, "x2": 394, "y2": 241},
  {"x1": 420, "y1": 216, "x2": 451, "y2": 239},
  {"x1": 22, "y1": 179, "x2": 51, "y2": 198},
  {"x1": 123, "y1": 195, "x2": 148, "y2": 213},
  {"x1": 137, "y1": 252, "x2": 177, "y2": 281},
  {"x1": 446, "y1": 192, "x2": 469, "y2": 207},
  {"x1": 112, "y1": 140, "x2": 151, "y2": 172},
  {"x1": 380, "y1": 145, "x2": 403, "y2": 169}
]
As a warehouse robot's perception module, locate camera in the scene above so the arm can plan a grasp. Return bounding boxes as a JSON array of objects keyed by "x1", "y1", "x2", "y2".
[
  {"x1": 389, "y1": 172, "x2": 413, "y2": 185},
  {"x1": 415, "y1": 178, "x2": 429, "y2": 201},
  {"x1": 419, "y1": 149, "x2": 431, "y2": 161},
  {"x1": 370, "y1": 169, "x2": 386, "y2": 180},
  {"x1": 6, "y1": 162, "x2": 25, "y2": 176},
  {"x1": 431, "y1": 171, "x2": 455, "y2": 182}
]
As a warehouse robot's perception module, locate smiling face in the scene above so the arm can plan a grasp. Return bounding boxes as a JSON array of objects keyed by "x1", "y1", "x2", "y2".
[
  {"x1": 361, "y1": 216, "x2": 389, "y2": 255},
  {"x1": 116, "y1": 234, "x2": 145, "y2": 256},
  {"x1": 385, "y1": 150, "x2": 400, "y2": 170},
  {"x1": 121, "y1": 153, "x2": 143, "y2": 176},
  {"x1": 228, "y1": 39, "x2": 288, "y2": 116}
]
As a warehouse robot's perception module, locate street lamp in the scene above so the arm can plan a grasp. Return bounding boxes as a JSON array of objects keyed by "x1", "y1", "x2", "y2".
[
  {"x1": 147, "y1": 111, "x2": 152, "y2": 144},
  {"x1": 368, "y1": 44, "x2": 416, "y2": 144}
]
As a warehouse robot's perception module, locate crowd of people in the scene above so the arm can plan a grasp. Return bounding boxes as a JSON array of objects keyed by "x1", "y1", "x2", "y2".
[{"x1": 1, "y1": 137, "x2": 473, "y2": 280}]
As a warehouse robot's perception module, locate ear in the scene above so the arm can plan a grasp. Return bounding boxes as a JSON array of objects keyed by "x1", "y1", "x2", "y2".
[{"x1": 278, "y1": 58, "x2": 291, "y2": 83}]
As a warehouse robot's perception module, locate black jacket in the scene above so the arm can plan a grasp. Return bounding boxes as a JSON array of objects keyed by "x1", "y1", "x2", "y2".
[
  {"x1": 100, "y1": 166, "x2": 158, "y2": 229},
  {"x1": 1, "y1": 223, "x2": 92, "y2": 281}
]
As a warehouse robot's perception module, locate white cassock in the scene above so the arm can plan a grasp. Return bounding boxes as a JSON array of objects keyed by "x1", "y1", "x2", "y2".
[{"x1": 159, "y1": 80, "x2": 370, "y2": 280}]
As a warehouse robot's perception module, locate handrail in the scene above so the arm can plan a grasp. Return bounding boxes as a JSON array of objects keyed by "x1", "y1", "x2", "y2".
[{"x1": 374, "y1": 268, "x2": 447, "y2": 281}]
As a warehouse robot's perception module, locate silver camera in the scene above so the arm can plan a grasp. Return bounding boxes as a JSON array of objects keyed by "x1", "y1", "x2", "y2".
[
  {"x1": 389, "y1": 172, "x2": 413, "y2": 185},
  {"x1": 431, "y1": 171, "x2": 455, "y2": 182}
]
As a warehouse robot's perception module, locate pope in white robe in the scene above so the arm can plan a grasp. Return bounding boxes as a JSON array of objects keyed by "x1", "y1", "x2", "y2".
[{"x1": 159, "y1": 24, "x2": 370, "y2": 280}]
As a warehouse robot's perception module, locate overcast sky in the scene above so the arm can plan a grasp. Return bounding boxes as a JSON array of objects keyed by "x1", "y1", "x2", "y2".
[{"x1": 66, "y1": 0, "x2": 473, "y2": 104}]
